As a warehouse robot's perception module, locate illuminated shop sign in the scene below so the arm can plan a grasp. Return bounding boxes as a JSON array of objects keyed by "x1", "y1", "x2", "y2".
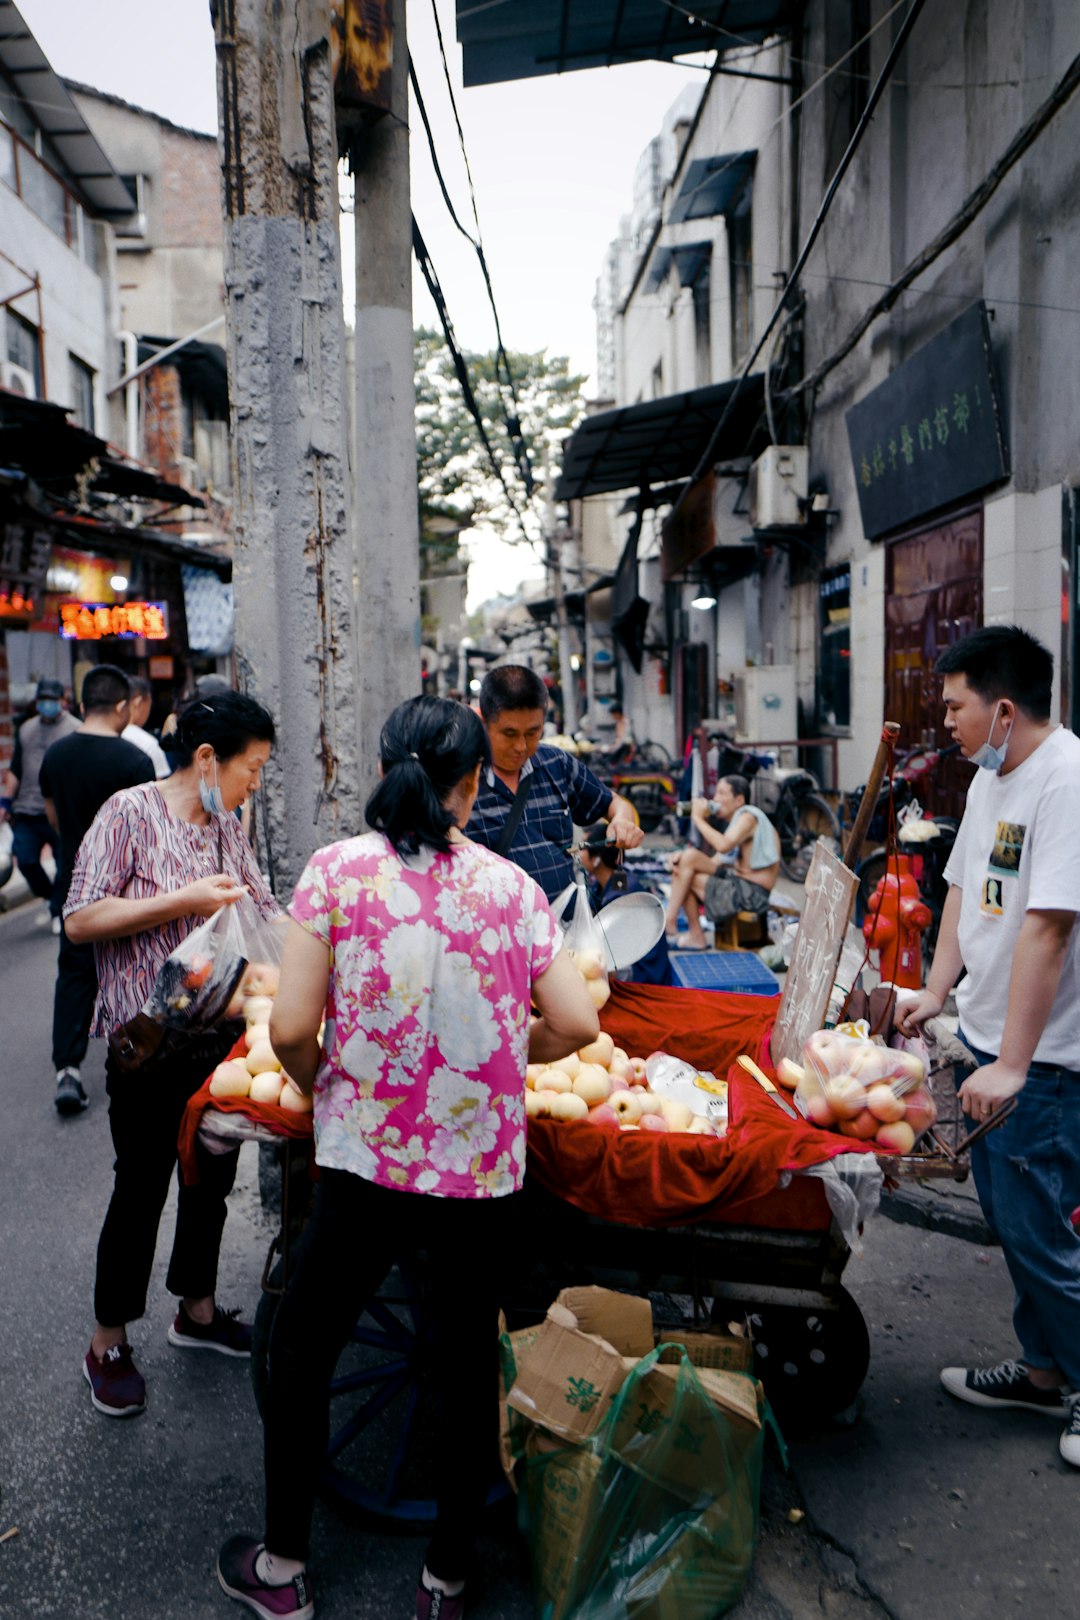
[{"x1": 59, "y1": 600, "x2": 169, "y2": 640}]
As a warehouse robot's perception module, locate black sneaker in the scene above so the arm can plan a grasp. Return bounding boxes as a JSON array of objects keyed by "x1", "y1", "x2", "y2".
[
  {"x1": 1060, "y1": 1395, "x2": 1080, "y2": 1467},
  {"x1": 940, "y1": 1359, "x2": 1070, "y2": 1417},
  {"x1": 55, "y1": 1068, "x2": 88, "y2": 1115},
  {"x1": 168, "y1": 1301, "x2": 252, "y2": 1357}
]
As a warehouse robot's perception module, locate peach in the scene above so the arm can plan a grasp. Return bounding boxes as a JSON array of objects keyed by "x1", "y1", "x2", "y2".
[
  {"x1": 875, "y1": 1119, "x2": 916, "y2": 1154},
  {"x1": 866, "y1": 1083, "x2": 905, "y2": 1124}
]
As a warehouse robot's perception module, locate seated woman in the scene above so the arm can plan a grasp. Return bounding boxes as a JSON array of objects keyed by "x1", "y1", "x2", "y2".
[
  {"x1": 65, "y1": 691, "x2": 281, "y2": 1417},
  {"x1": 217, "y1": 694, "x2": 598, "y2": 1620},
  {"x1": 664, "y1": 774, "x2": 780, "y2": 948}
]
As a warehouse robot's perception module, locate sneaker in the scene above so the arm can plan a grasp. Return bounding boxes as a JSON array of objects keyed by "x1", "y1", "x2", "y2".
[
  {"x1": 217, "y1": 1536, "x2": 314, "y2": 1620},
  {"x1": 940, "y1": 1359, "x2": 1070, "y2": 1416},
  {"x1": 1060, "y1": 1395, "x2": 1080, "y2": 1467},
  {"x1": 168, "y1": 1301, "x2": 252, "y2": 1357},
  {"x1": 55, "y1": 1068, "x2": 88, "y2": 1115},
  {"x1": 84, "y1": 1342, "x2": 147, "y2": 1418},
  {"x1": 415, "y1": 1577, "x2": 466, "y2": 1620}
]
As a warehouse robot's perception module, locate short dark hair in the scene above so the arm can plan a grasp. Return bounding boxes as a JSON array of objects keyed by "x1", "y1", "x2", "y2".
[
  {"x1": 721, "y1": 774, "x2": 750, "y2": 803},
  {"x1": 172, "y1": 690, "x2": 276, "y2": 766},
  {"x1": 584, "y1": 821, "x2": 619, "y2": 868},
  {"x1": 935, "y1": 625, "x2": 1053, "y2": 721},
  {"x1": 366, "y1": 695, "x2": 490, "y2": 855},
  {"x1": 128, "y1": 675, "x2": 151, "y2": 702},
  {"x1": 479, "y1": 664, "x2": 548, "y2": 721},
  {"x1": 81, "y1": 664, "x2": 130, "y2": 715}
]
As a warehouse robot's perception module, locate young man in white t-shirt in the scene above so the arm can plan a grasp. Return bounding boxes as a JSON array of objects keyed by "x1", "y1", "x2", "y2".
[{"x1": 898, "y1": 625, "x2": 1080, "y2": 1469}]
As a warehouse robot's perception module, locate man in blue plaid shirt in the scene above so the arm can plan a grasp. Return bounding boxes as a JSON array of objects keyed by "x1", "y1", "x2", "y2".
[{"x1": 466, "y1": 666, "x2": 643, "y2": 901}]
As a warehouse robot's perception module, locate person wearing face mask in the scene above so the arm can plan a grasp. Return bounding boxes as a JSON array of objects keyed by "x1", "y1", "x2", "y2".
[
  {"x1": 64, "y1": 691, "x2": 281, "y2": 1419},
  {"x1": 897, "y1": 625, "x2": 1080, "y2": 1472},
  {"x1": 0, "y1": 678, "x2": 81, "y2": 930}
]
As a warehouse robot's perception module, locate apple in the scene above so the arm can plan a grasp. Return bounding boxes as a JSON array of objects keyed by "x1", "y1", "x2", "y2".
[
  {"x1": 903, "y1": 1086, "x2": 938, "y2": 1139},
  {"x1": 610, "y1": 1091, "x2": 643, "y2": 1124},
  {"x1": 245, "y1": 1040, "x2": 282, "y2": 1077},
  {"x1": 636, "y1": 1092, "x2": 665, "y2": 1117},
  {"x1": 578, "y1": 1032, "x2": 615, "y2": 1068},
  {"x1": 586, "y1": 977, "x2": 611, "y2": 1009},
  {"x1": 619, "y1": 1123, "x2": 641, "y2": 1131},
  {"x1": 657, "y1": 1096, "x2": 695, "y2": 1131},
  {"x1": 530, "y1": 1089, "x2": 560, "y2": 1118},
  {"x1": 866, "y1": 1083, "x2": 905, "y2": 1124},
  {"x1": 245, "y1": 1021, "x2": 271, "y2": 1052},
  {"x1": 688, "y1": 1116, "x2": 717, "y2": 1136},
  {"x1": 609, "y1": 1075, "x2": 631, "y2": 1093},
  {"x1": 776, "y1": 1058, "x2": 805, "y2": 1091},
  {"x1": 641, "y1": 1113, "x2": 670, "y2": 1132},
  {"x1": 806, "y1": 1092, "x2": 837, "y2": 1129},
  {"x1": 588, "y1": 1103, "x2": 619, "y2": 1127},
  {"x1": 876, "y1": 1119, "x2": 916, "y2": 1154},
  {"x1": 610, "y1": 1047, "x2": 630, "y2": 1069},
  {"x1": 608, "y1": 1056, "x2": 632, "y2": 1082},
  {"x1": 824, "y1": 1075, "x2": 867, "y2": 1120},
  {"x1": 549, "y1": 1092, "x2": 589, "y2": 1122},
  {"x1": 225, "y1": 983, "x2": 247, "y2": 1020},
  {"x1": 249, "y1": 1071, "x2": 284, "y2": 1105},
  {"x1": 279, "y1": 1079, "x2": 313, "y2": 1113},
  {"x1": 628, "y1": 1057, "x2": 649, "y2": 1083},
  {"x1": 209, "y1": 1060, "x2": 251, "y2": 1099},
  {"x1": 847, "y1": 1043, "x2": 890, "y2": 1084},
  {"x1": 573, "y1": 1064, "x2": 612, "y2": 1106},
  {"x1": 574, "y1": 949, "x2": 606, "y2": 982},
  {"x1": 839, "y1": 1108, "x2": 879, "y2": 1140},
  {"x1": 550, "y1": 1051, "x2": 581, "y2": 1080},
  {"x1": 887, "y1": 1049, "x2": 927, "y2": 1091},
  {"x1": 244, "y1": 995, "x2": 275, "y2": 1028},
  {"x1": 525, "y1": 1064, "x2": 545, "y2": 1090},
  {"x1": 536, "y1": 1067, "x2": 573, "y2": 1094},
  {"x1": 242, "y1": 961, "x2": 280, "y2": 998}
]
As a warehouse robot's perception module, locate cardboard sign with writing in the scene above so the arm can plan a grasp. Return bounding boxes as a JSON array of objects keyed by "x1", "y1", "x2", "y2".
[{"x1": 771, "y1": 842, "x2": 858, "y2": 1068}]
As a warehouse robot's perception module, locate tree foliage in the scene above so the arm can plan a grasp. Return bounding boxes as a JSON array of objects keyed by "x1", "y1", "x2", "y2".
[{"x1": 415, "y1": 327, "x2": 587, "y2": 561}]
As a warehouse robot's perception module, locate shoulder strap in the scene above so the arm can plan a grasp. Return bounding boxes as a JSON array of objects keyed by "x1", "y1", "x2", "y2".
[{"x1": 495, "y1": 774, "x2": 532, "y2": 857}]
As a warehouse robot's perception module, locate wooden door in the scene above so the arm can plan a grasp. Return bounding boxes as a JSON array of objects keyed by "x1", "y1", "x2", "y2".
[{"x1": 884, "y1": 507, "x2": 983, "y2": 819}]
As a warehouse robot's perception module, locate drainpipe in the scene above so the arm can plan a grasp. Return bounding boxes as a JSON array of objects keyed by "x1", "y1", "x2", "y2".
[{"x1": 118, "y1": 330, "x2": 138, "y2": 459}]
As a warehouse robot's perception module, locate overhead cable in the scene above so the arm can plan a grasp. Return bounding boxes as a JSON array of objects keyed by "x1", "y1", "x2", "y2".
[{"x1": 672, "y1": 0, "x2": 929, "y2": 516}]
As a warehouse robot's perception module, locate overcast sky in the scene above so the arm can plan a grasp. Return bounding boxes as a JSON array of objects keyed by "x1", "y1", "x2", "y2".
[{"x1": 19, "y1": 0, "x2": 703, "y2": 602}]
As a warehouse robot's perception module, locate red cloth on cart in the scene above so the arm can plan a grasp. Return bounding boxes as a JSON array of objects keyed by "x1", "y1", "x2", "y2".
[
  {"x1": 522, "y1": 981, "x2": 878, "y2": 1229},
  {"x1": 177, "y1": 1036, "x2": 313, "y2": 1185}
]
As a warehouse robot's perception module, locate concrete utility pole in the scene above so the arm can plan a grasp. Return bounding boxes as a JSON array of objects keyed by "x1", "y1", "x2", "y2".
[
  {"x1": 347, "y1": 0, "x2": 422, "y2": 808},
  {"x1": 211, "y1": 0, "x2": 361, "y2": 897}
]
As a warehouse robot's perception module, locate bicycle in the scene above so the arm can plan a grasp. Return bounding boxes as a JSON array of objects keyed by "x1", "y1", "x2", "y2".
[
  {"x1": 689, "y1": 733, "x2": 842, "y2": 883},
  {"x1": 585, "y1": 739, "x2": 679, "y2": 834}
]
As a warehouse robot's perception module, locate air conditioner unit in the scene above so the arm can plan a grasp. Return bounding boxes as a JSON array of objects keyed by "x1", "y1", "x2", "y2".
[
  {"x1": 748, "y1": 445, "x2": 808, "y2": 530},
  {"x1": 1, "y1": 362, "x2": 36, "y2": 399}
]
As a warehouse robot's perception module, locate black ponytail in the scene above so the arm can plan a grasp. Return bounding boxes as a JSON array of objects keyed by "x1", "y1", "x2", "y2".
[{"x1": 365, "y1": 695, "x2": 490, "y2": 855}]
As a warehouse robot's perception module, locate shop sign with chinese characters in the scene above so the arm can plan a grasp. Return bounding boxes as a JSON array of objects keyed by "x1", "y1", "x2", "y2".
[
  {"x1": 59, "y1": 600, "x2": 169, "y2": 640},
  {"x1": 845, "y1": 301, "x2": 1008, "y2": 539},
  {"x1": 0, "y1": 522, "x2": 52, "y2": 623}
]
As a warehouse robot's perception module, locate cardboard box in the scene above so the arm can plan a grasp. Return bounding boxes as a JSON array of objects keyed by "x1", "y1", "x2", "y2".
[
  {"x1": 505, "y1": 1286, "x2": 653, "y2": 1445},
  {"x1": 520, "y1": 1428, "x2": 613, "y2": 1620},
  {"x1": 656, "y1": 1327, "x2": 755, "y2": 1376},
  {"x1": 498, "y1": 1319, "x2": 544, "y2": 1491},
  {"x1": 608, "y1": 1360, "x2": 762, "y2": 1506}
]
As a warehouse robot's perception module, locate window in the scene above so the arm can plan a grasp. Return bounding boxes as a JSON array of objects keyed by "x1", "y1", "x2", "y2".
[
  {"x1": 824, "y1": 0, "x2": 871, "y2": 181},
  {"x1": 0, "y1": 123, "x2": 14, "y2": 192},
  {"x1": 69, "y1": 355, "x2": 96, "y2": 431},
  {"x1": 818, "y1": 568, "x2": 851, "y2": 732},
  {"x1": 6, "y1": 310, "x2": 42, "y2": 396},
  {"x1": 726, "y1": 177, "x2": 753, "y2": 366}
]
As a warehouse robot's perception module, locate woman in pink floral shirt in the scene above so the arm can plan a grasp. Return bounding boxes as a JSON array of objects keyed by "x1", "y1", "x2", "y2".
[{"x1": 218, "y1": 696, "x2": 597, "y2": 1620}]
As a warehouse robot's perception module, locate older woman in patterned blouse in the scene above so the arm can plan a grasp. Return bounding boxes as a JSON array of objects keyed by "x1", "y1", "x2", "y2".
[{"x1": 65, "y1": 690, "x2": 281, "y2": 1420}]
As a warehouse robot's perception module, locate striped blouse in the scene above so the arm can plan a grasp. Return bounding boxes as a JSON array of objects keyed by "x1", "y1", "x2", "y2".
[{"x1": 64, "y1": 782, "x2": 280, "y2": 1037}]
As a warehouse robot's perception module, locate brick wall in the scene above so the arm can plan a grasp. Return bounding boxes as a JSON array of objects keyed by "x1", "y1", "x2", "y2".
[
  {"x1": 143, "y1": 364, "x2": 184, "y2": 481},
  {"x1": 161, "y1": 127, "x2": 223, "y2": 247}
]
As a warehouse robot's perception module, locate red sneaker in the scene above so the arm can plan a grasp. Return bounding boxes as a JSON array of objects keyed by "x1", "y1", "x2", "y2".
[
  {"x1": 84, "y1": 1342, "x2": 147, "y2": 1418},
  {"x1": 168, "y1": 1302, "x2": 252, "y2": 1357},
  {"x1": 217, "y1": 1536, "x2": 314, "y2": 1620},
  {"x1": 415, "y1": 1578, "x2": 466, "y2": 1620}
]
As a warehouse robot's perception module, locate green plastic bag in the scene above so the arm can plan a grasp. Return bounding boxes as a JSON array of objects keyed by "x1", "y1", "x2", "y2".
[{"x1": 520, "y1": 1345, "x2": 770, "y2": 1620}]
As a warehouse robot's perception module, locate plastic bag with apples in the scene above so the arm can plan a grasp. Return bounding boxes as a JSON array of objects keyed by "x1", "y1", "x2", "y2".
[
  {"x1": 778, "y1": 1022, "x2": 936, "y2": 1152},
  {"x1": 524, "y1": 1037, "x2": 724, "y2": 1137},
  {"x1": 560, "y1": 872, "x2": 612, "y2": 1011}
]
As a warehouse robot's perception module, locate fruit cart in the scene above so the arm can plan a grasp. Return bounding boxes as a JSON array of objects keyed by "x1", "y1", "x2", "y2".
[{"x1": 182, "y1": 975, "x2": 915, "y2": 1526}]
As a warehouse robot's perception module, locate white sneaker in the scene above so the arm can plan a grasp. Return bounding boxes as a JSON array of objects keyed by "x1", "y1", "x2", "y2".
[
  {"x1": 51, "y1": 915, "x2": 61, "y2": 935},
  {"x1": 1061, "y1": 1395, "x2": 1080, "y2": 1467}
]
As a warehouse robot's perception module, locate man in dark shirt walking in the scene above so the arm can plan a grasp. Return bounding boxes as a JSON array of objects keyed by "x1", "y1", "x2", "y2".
[{"x1": 40, "y1": 665, "x2": 155, "y2": 1115}]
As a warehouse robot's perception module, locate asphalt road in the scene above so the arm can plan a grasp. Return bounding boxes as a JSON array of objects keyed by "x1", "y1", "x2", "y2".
[{"x1": 1, "y1": 898, "x2": 1079, "y2": 1620}]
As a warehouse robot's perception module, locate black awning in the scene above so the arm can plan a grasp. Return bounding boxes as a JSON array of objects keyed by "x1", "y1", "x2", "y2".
[
  {"x1": 0, "y1": 391, "x2": 204, "y2": 508},
  {"x1": 555, "y1": 375, "x2": 766, "y2": 502},
  {"x1": 644, "y1": 240, "x2": 712, "y2": 292},
  {"x1": 669, "y1": 151, "x2": 756, "y2": 224},
  {"x1": 455, "y1": 2, "x2": 803, "y2": 85}
]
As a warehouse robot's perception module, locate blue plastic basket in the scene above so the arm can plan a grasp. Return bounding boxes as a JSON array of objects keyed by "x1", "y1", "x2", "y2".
[{"x1": 668, "y1": 949, "x2": 780, "y2": 996}]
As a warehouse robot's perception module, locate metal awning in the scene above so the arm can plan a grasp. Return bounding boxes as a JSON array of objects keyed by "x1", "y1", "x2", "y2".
[
  {"x1": 0, "y1": 391, "x2": 205, "y2": 508},
  {"x1": 0, "y1": 2, "x2": 137, "y2": 217},
  {"x1": 455, "y1": 2, "x2": 802, "y2": 85},
  {"x1": 644, "y1": 240, "x2": 712, "y2": 292},
  {"x1": 669, "y1": 151, "x2": 756, "y2": 224},
  {"x1": 555, "y1": 375, "x2": 766, "y2": 501}
]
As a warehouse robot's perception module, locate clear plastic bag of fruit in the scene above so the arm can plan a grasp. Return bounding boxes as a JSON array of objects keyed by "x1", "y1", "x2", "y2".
[
  {"x1": 791, "y1": 1023, "x2": 937, "y2": 1149},
  {"x1": 142, "y1": 900, "x2": 249, "y2": 1032},
  {"x1": 560, "y1": 872, "x2": 612, "y2": 1011}
]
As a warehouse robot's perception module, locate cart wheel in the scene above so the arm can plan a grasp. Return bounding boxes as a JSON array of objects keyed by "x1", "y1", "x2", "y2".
[
  {"x1": 740, "y1": 1290, "x2": 870, "y2": 1425},
  {"x1": 250, "y1": 1258, "x2": 506, "y2": 1527}
]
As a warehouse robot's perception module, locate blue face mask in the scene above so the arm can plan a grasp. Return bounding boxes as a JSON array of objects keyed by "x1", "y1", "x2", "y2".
[
  {"x1": 199, "y1": 759, "x2": 227, "y2": 817},
  {"x1": 969, "y1": 701, "x2": 1011, "y2": 772},
  {"x1": 37, "y1": 699, "x2": 61, "y2": 720}
]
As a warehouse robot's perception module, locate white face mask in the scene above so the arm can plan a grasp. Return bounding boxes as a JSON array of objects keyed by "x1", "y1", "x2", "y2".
[
  {"x1": 199, "y1": 758, "x2": 227, "y2": 816},
  {"x1": 969, "y1": 701, "x2": 1011, "y2": 772}
]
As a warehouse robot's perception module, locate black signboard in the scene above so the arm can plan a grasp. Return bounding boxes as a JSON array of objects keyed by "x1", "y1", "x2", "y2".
[
  {"x1": 0, "y1": 519, "x2": 52, "y2": 624},
  {"x1": 845, "y1": 302, "x2": 1009, "y2": 539}
]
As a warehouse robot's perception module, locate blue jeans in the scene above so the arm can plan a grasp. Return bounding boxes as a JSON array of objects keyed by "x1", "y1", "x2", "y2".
[
  {"x1": 11, "y1": 812, "x2": 58, "y2": 912},
  {"x1": 961, "y1": 1034, "x2": 1080, "y2": 1388}
]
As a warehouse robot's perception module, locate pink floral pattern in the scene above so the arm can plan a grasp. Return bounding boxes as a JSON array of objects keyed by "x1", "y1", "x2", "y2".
[{"x1": 290, "y1": 833, "x2": 560, "y2": 1199}]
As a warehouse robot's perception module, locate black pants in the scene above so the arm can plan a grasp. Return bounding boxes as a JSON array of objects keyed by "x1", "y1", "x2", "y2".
[
  {"x1": 263, "y1": 1169, "x2": 519, "y2": 1580},
  {"x1": 11, "y1": 812, "x2": 58, "y2": 911},
  {"x1": 52, "y1": 921, "x2": 97, "y2": 1071},
  {"x1": 94, "y1": 1029, "x2": 241, "y2": 1327}
]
